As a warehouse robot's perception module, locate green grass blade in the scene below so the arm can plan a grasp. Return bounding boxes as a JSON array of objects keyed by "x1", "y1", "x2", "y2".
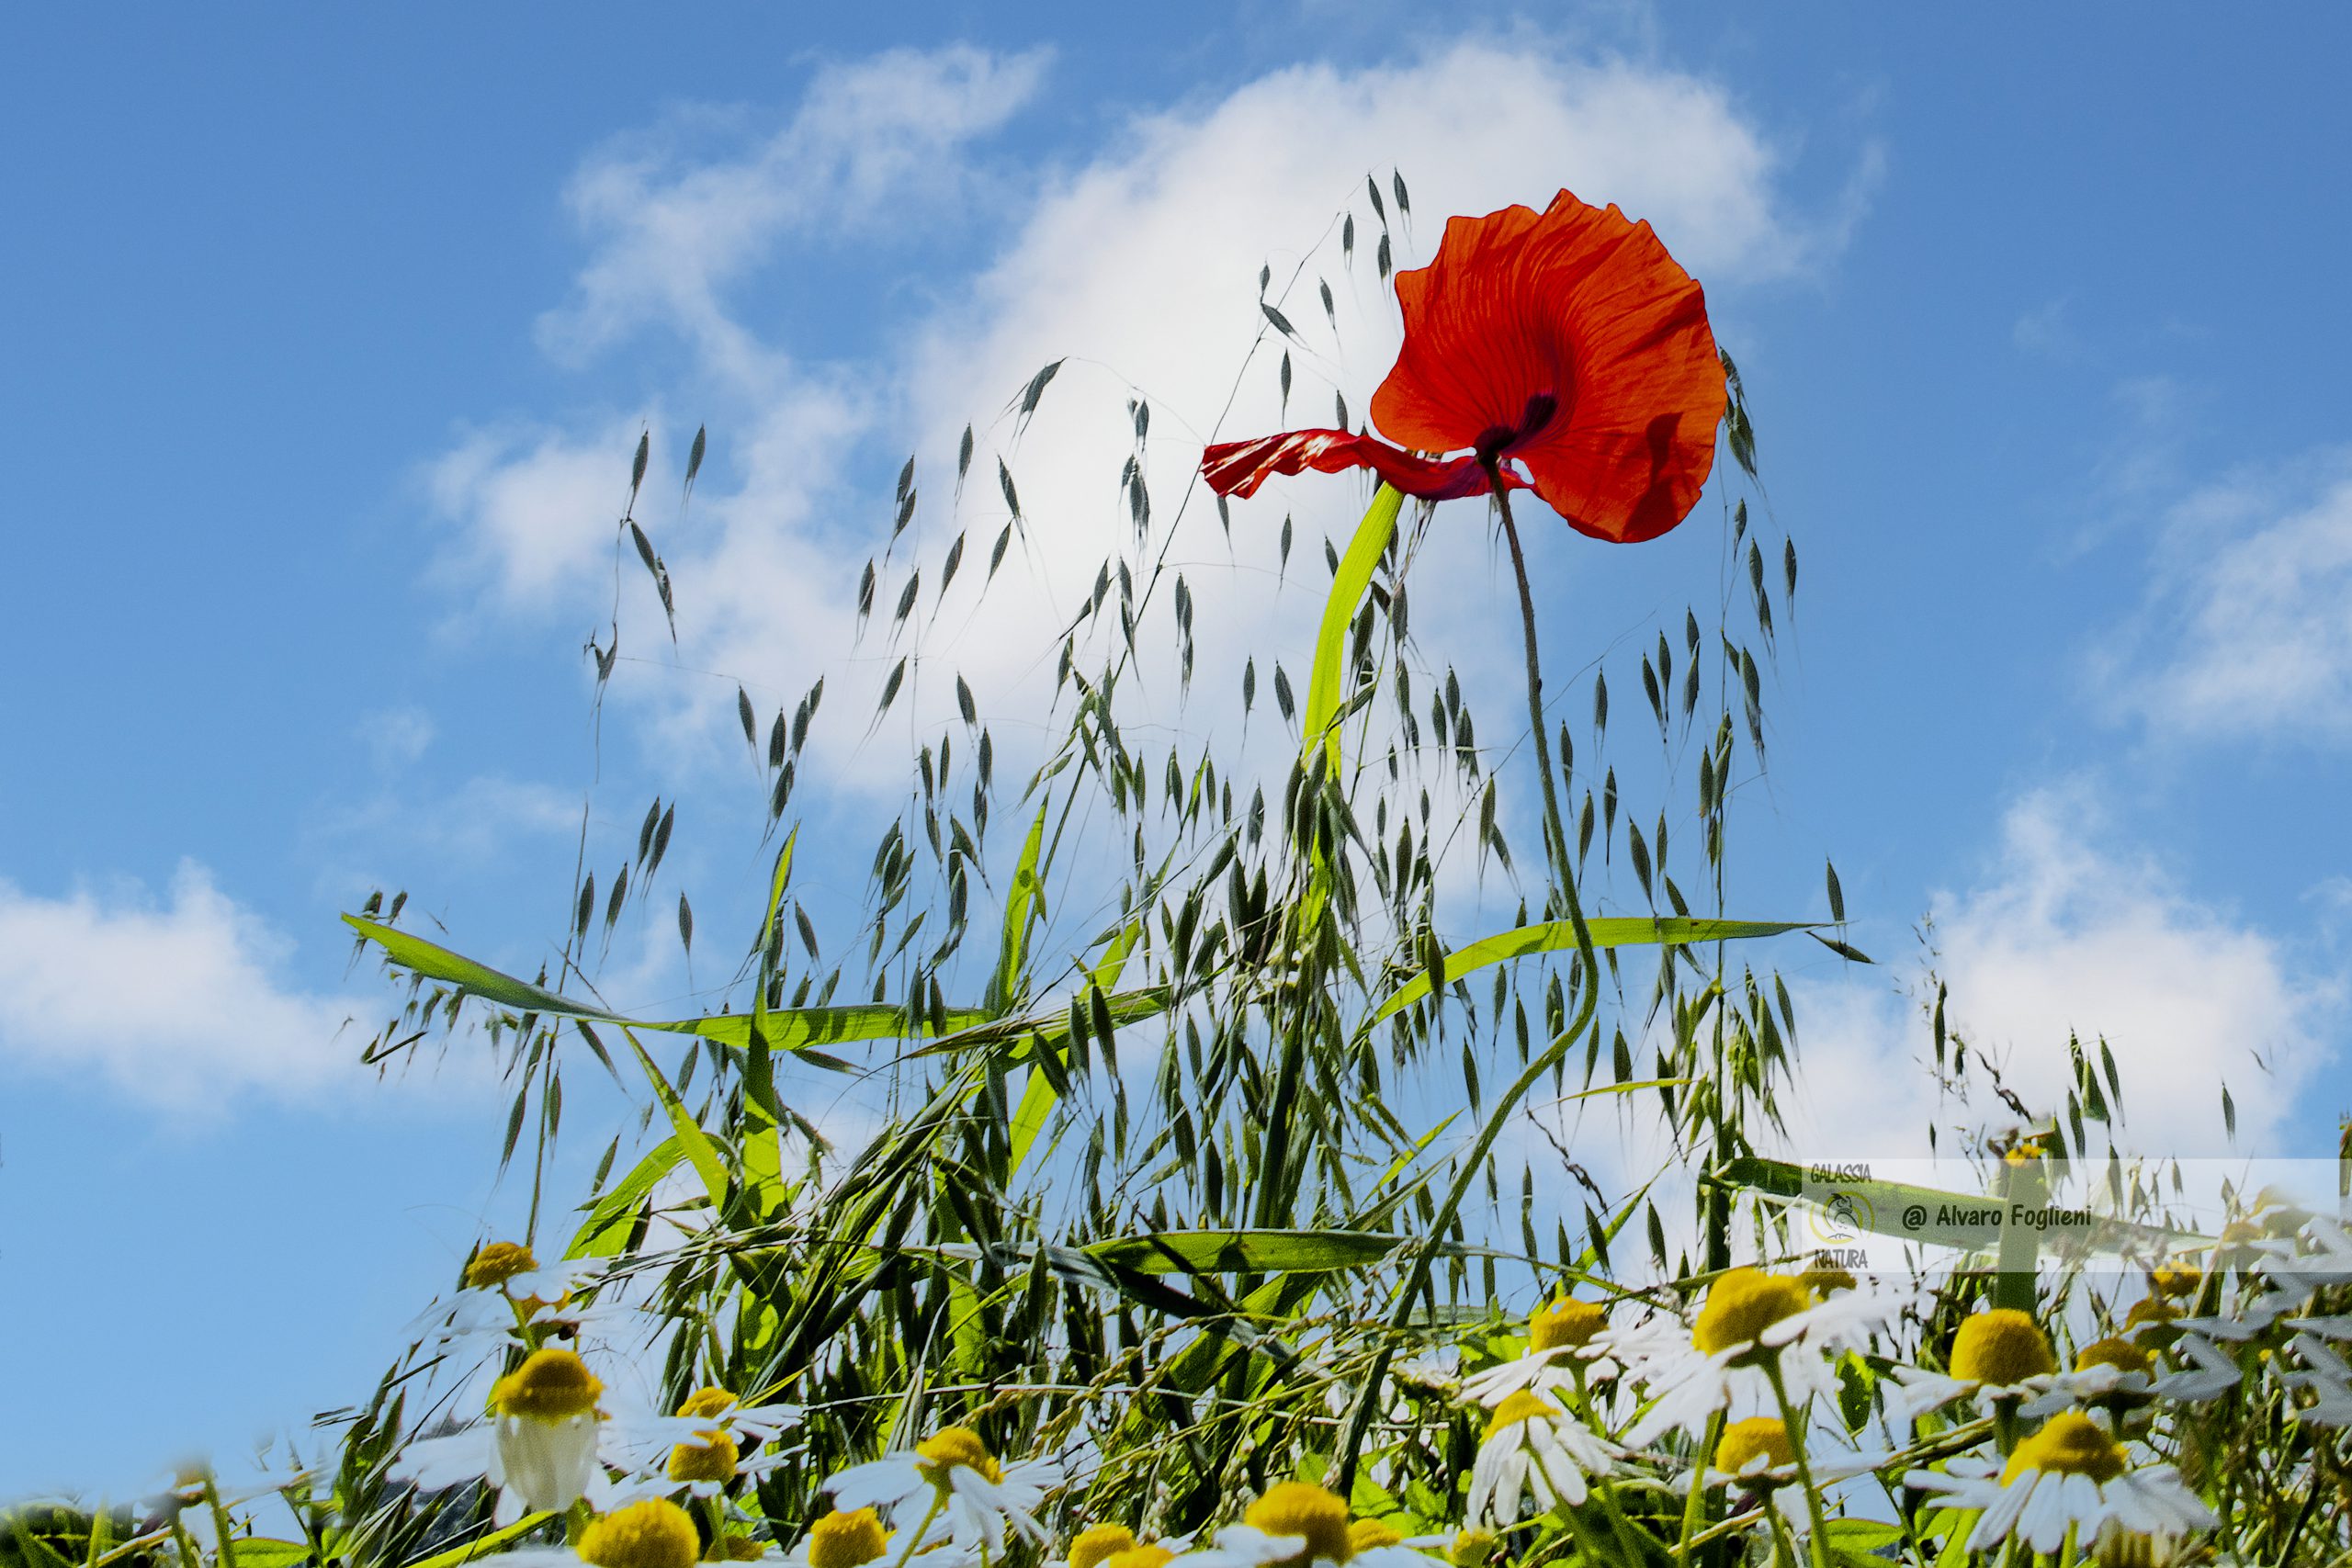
[
  {"x1": 1368, "y1": 917, "x2": 1815, "y2": 1023},
  {"x1": 1304, "y1": 484, "x2": 1402, "y2": 769},
  {"x1": 345, "y1": 915, "x2": 624, "y2": 1020}
]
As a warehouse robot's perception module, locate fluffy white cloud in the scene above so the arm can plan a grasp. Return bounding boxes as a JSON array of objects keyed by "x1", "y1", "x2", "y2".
[
  {"x1": 2098, "y1": 449, "x2": 2352, "y2": 745},
  {"x1": 539, "y1": 45, "x2": 1052, "y2": 377},
  {"x1": 1779, "y1": 785, "x2": 2334, "y2": 1159},
  {"x1": 427, "y1": 40, "x2": 1860, "y2": 807},
  {"x1": 0, "y1": 863, "x2": 368, "y2": 1107}
]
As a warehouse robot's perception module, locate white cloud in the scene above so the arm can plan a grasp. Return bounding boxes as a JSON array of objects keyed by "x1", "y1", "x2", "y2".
[
  {"x1": 1777, "y1": 785, "x2": 2334, "y2": 1159},
  {"x1": 2098, "y1": 449, "x2": 2352, "y2": 745},
  {"x1": 0, "y1": 863, "x2": 368, "y2": 1108},
  {"x1": 425, "y1": 40, "x2": 1862, "y2": 814},
  {"x1": 357, "y1": 703, "x2": 435, "y2": 768},
  {"x1": 1933, "y1": 786, "x2": 2331, "y2": 1152},
  {"x1": 426, "y1": 413, "x2": 655, "y2": 614},
  {"x1": 538, "y1": 45, "x2": 1052, "y2": 378}
]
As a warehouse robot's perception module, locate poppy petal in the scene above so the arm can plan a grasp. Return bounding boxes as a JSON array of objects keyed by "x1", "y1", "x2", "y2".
[
  {"x1": 1200, "y1": 430, "x2": 1519, "y2": 502},
  {"x1": 1370, "y1": 189, "x2": 1724, "y2": 544}
]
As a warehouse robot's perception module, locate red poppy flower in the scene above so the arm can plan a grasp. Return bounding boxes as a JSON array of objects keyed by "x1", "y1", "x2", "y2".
[{"x1": 1201, "y1": 189, "x2": 1724, "y2": 544}]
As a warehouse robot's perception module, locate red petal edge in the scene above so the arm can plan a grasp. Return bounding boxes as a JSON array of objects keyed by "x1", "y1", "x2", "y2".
[{"x1": 1200, "y1": 430, "x2": 1525, "y2": 502}]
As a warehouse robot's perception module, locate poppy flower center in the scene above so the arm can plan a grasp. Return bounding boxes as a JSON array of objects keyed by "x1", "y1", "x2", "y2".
[
  {"x1": 914, "y1": 1427, "x2": 1001, "y2": 1486},
  {"x1": 1690, "y1": 1269, "x2": 1814, "y2": 1356},
  {"x1": 1242, "y1": 1482, "x2": 1353, "y2": 1565},
  {"x1": 806, "y1": 1510, "x2": 889, "y2": 1568},
  {"x1": 1529, "y1": 1298, "x2": 1605, "y2": 1351},
  {"x1": 1949, "y1": 1309, "x2": 2057, "y2": 1387},
  {"x1": 2003, "y1": 1413, "x2": 2126, "y2": 1484},
  {"x1": 1470, "y1": 393, "x2": 1560, "y2": 463},
  {"x1": 578, "y1": 1501, "x2": 700, "y2": 1568},
  {"x1": 668, "y1": 1430, "x2": 739, "y2": 1484},
  {"x1": 490, "y1": 1348, "x2": 602, "y2": 1423},
  {"x1": 1713, "y1": 1416, "x2": 1793, "y2": 1478}
]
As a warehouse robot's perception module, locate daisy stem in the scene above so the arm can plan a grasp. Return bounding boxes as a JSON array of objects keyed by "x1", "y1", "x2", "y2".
[
  {"x1": 1762, "y1": 1500, "x2": 1804, "y2": 1568},
  {"x1": 1676, "y1": 1409, "x2": 1725, "y2": 1566},
  {"x1": 889, "y1": 1494, "x2": 948, "y2": 1568},
  {"x1": 1483, "y1": 465, "x2": 1587, "y2": 940},
  {"x1": 1763, "y1": 1361, "x2": 1833, "y2": 1568}
]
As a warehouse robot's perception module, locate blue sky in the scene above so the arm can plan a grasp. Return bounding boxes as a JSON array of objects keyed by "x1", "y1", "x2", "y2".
[{"x1": 6, "y1": 2, "x2": 2351, "y2": 1497}]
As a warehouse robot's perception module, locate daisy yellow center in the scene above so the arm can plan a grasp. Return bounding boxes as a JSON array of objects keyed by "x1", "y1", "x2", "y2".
[
  {"x1": 678, "y1": 1387, "x2": 740, "y2": 1420},
  {"x1": 1797, "y1": 1264, "x2": 1857, "y2": 1297},
  {"x1": 806, "y1": 1510, "x2": 889, "y2": 1568},
  {"x1": 2075, "y1": 1337, "x2": 2154, "y2": 1378},
  {"x1": 2003, "y1": 1412, "x2": 2126, "y2": 1485},
  {"x1": 491, "y1": 1348, "x2": 603, "y2": 1423},
  {"x1": 1444, "y1": 1530, "x2": 1498, "y2": 1568},
  {"x1": 2150, "y1": 1262, "x2": 2201, "y2": 1300},
  {"x1": 915, "y1": 1427, "x2": 1002, "y2": 1486},
  {"x1": 1713, "y1": 1416, "x2": 1793, "y2": 1477},
  {"x1": 464, "y1": 1241, "x2": 537, "y2": 1290},
  {"x1": 1529, "y1": 1299, "x2": 1606, "y2": 1351},
  {"x1": 1104, "y1": 1550, "x2": 1174, "y2": 1568},
  {"x1": 1949, "y1": 1309, "x2": 2057, "y2": 1386},
  {"x1": 1691, "y1": 1269, "x2": 1814, "y2": 1356},
  {"x1": 1348, "y1": 1521, "x2": 1403, "y2": 1552},
  {"x1": 1069, "y1": 1526, "x2": 1139, "y2": 1568},
  {"x1": 1243, "y1": 1482, "x2": 1353, "y2": 1565},
  {"x1": 579, "y1": 1500, "x2": 700, "y2": 1568},
  {"x1": 1485, "y1": 1390, "x2": 1559, "y2": 1439},
  {"x1": 669, "y1": 1431, "x2": 740, "y2": 1484},
  {"x1": 719, "y1": 1538, "x2": 769, "y2": 1562}
]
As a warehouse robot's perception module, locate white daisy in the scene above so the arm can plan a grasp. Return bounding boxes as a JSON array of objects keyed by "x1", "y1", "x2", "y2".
[
  {"x1": 406, "y1": 1241, "x2": 623, "y2": 1357},
  {"x1": 1048, "y1": 1523, "x2": 1194, "y2": 1568},
  {"x1": 1904, "y1": 1413, "x2": 2215, "y2": 1556},
  {"x1": 827, "y1": 1427, "x2": 1059, "y2": 1555},
  {"x1": 1459, "y1": 1299, "x2": 1611, "y2": 1407},
  {"x1": 1676, "y1": 1417, "x2": 1881, "y2": 1539},
  {"x1": 1166, "y1": 1483, "x2": 1437, "y2": 1568},
  {"x1": 2150, "y1": 1333, "x2": 2242, "y2": 1402},
  {"x1": 775, "y1": 1507, "x2": 977, "y2": 1568},
  {"x1": 499, "y1": 1497, "x2": 704, "y2": 1568},
  {"x1": 1463, "y1": 1392, "x2": 1623, "y2": 1525},
  {"x1": 390, "y1": 1347, "x2": 616, "y2": 1524},
  {"x1": 2279, "y1": 1334, "x2": 2352, "y2": 1427},
  {"x1": 1885, "y1": 1308, "x2": 2058, "y2": 1423},
  {"x1": 2021, "y1": 1337, "x2": 2158, "y2": 1417},
  {"x1": 1616, "y1": 1269, "x2": 1909, "y2": 1446},
  {"x1": 1391, "y1": 1347, "x2": 1462, "y2": 1397},
  {"x1": 2175, "y1": 1286, "x2": 2301, "y2": 1342},
  {"x1": 609, "y1": 1385, "x2": 805, "y2": 1497}
]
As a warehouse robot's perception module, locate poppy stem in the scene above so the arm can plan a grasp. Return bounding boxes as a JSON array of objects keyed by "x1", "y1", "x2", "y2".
[{"x1": 1484, "y1": 461, "x2": 1589, "y2": 941}]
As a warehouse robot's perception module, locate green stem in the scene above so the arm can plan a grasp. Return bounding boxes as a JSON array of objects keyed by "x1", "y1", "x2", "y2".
[
  {"x1": 888, "y1": 1492, "x2": 948, "y2": 1568},
  {"x1": 1764, "y1": 1360, "x2": 1833, "y2": 1568},
  {"x1": 1485, "y1": 468, "x2": 1578, "y2": 918},
  {"x1": 1677, "y1": 1409, "x2": 1726, "y2": 1566}
]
